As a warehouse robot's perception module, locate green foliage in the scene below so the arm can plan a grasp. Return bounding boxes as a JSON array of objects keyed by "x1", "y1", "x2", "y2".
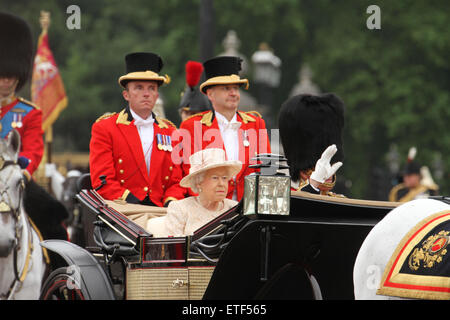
[{"x1": 2, "y1": 0, "x2": 449, "y2": 198}]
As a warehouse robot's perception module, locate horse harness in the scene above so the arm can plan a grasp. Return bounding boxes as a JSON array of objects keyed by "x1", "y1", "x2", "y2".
[{"x1": 0, "y1": 155, "x2": 35, "y2": 300}]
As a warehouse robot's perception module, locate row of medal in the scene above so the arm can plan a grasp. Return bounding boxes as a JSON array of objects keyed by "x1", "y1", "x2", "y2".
[
  {"x1": 0, "y1": 113, "x2": 23, "y2": 132},
  {"x1": 156, "y1": 131, "x2": 250, "y2": 152},
  {"x1": 11, "y1": 113, "x2": 24, "y2": 128},
  {"x1": 156, "y1": 133, "x2": 173, "y2": 152}
]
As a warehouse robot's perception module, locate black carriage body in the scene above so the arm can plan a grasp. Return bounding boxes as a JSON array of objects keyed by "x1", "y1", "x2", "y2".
[
  {"x1": 203, "y1": 192, "x2": 397, "y2": 300},
  {"x1": 70, "y1": 188, "x2": 397, "y2": 300}
]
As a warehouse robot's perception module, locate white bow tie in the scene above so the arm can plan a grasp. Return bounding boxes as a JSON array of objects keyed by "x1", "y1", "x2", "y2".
[
  {"x1": 221, "y1": 121, "x2": 241, "y2": 130},
  {"x1": 134, "y1": 117, "x2": 155, "y2": 128}
]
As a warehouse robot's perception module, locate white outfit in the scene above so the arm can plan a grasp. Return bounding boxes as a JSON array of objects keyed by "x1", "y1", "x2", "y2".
[{"x1": 164, "y1": 196, "x2": 238, "y2": 236}]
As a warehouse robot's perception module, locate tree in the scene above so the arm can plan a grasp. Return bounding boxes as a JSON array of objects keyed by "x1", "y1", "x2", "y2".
[{"x1": 3, "y1": 0, "x2": 448, "y2": 198}]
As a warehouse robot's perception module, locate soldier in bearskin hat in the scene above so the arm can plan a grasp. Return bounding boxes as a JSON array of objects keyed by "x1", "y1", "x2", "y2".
[
  {"x1": 0, "y1": 11, "x2": 44, "y2": 177},
  {"x1": 178, "y1": 61, "x2": 212, "y2": 121},
  {"x1": 0, "y1": 12, "x2": 69, "y2": 242},
  {"x1": 178, "y1": 56, "x2": 271, "y2": 201},
  {"x1": 89, "y1": 52, "x2": 186, "y2": 207},
  {"x1": 389, "y1": 148, "x2": 439, "y2": 202},
  {"x1": 278, "y1": 93, "x2": 345, "y2": 195}
]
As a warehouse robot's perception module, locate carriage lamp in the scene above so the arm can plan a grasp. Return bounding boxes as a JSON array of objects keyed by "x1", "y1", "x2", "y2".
[{"x1": 243, "y1": 154, "x2": 290, "y2": 217}]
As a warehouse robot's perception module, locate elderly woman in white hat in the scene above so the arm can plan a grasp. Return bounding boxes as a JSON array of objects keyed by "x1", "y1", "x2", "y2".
[{"x1": 162, "y1": 148, "x2": 241, "y2": 236}]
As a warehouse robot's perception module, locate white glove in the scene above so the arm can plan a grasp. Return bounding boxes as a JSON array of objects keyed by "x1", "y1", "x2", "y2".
[{"x1": 310, "y1": 144, "x2": 343, "y2": 183}]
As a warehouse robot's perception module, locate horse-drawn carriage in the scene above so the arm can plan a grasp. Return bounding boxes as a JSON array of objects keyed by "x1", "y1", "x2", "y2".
[
  {"x1": 38, "y1": 175, "x2": 400, "y2": 300},
  {"x1": 1, "y1": 132, "x2": 449, "y2": 300}
]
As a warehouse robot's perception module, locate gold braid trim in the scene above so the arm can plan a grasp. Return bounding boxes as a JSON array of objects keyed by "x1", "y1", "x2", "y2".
[
  {"x1": 318, "y1": 174, "x2": 337, "y2": 195},
  {"x1": 95, "y1": 112, "x2": 117, "y2": 123}
]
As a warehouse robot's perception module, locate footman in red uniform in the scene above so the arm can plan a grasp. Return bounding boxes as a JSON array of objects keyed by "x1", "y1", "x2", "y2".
[
  {"x1": 89, "y1": 52, "x2": 186, "y2": 206},
  {"x1": 176, "y1": 56, "x2": 271, "y2": 201}
]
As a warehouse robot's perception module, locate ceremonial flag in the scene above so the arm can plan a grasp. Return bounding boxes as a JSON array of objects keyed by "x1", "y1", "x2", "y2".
[{"x1": 31, "y1": 11, "x2": 68, "y2": 132}]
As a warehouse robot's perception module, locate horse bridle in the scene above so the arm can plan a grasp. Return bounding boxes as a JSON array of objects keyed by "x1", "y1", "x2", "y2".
[
  {"x1": 0, "y1": 155, "x2": 31, "y2": 300},
  {"x1": 0, "y1": 155, "x2": 24, "y2": 221}
]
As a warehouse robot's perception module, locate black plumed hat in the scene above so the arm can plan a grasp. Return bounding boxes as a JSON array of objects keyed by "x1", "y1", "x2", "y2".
[
  {"x1": 0, "y1": 12, "x2": 33, "y2": 92},
  {"x1": 179, "y1": 61, "x2": 211, "y2": 112},
  {"x1": 403, "y1": 161, "x2": 421, "y2": 175},
  {"x1": 278, "y1": 93, "x2": 345, "y2": 182},
  {"x1": 179, "y1": 87, "x2": 212, "y2": 112}
]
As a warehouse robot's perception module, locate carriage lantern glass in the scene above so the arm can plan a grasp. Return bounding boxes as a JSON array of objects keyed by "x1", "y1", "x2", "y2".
[{"x1": 243, "y1": 154, "x2": 290, "y2": 216}]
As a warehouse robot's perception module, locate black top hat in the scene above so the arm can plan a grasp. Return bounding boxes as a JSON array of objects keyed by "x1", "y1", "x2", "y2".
[
  {"x1": 125, "y1": 52, "x2": 163, "y2": 74},
  {"x1": 200, "y1": 56, "x2": 249, "y2": 93},
  {"x1": 118, "y1": 52, "x2": 169, "y2": 88},
  {"x1": 278, "y1": 93, "x2": 345, "y2": 182},
  {"x1": 0, "y1": 12, "x2": 33, "y2": 92}
]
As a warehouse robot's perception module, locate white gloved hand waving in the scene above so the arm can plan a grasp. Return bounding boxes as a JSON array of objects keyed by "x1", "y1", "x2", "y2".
[{"x1": 310, "y1": 144, "x2": 343, "y2": 184}]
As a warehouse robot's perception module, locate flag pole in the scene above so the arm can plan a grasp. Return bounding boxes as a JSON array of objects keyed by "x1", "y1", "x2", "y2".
[{"x1": 39, "y1": 11, "x2": 53, "y2": 165}]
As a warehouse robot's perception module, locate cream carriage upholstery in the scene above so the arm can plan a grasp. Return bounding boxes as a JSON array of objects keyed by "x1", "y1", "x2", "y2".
[{"x1": 105, "y1": 200, "x2": 167, "y2": 236}]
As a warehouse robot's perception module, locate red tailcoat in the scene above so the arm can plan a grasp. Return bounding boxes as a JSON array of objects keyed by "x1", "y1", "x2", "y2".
[
  {"x1": 89, "y1": 108, "x2": 186, "y2": 206},
  {"x1": 176, "y1": 110, "x2": 271, "y2": 201},
  {"x1": 1, "y1": 97, "x2": 44, "y2": 175}
]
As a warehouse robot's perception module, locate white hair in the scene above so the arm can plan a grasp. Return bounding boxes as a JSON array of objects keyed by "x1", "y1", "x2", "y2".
[
  {"x1": 190, "y1": 172, "x2": 205, "y2": 194},
  {"x1": 191, "y1": 167, "x2": 232, "y2": 194}
]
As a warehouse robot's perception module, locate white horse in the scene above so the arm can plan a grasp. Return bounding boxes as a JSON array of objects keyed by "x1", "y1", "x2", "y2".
[
  {"x1": 0, "y1": 130, "x2": 46, "y2": 299},
  {"x1": 353, "y1": 198, "x2": 450, "y2": 299}
]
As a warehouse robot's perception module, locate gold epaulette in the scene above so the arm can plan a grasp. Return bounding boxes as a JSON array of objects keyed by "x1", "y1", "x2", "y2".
[
  {"x1": 200, "y1": 111, "x2": 214, "y2": 126},
  {"x1": 237, "y1": 111, "x2": 256, "y2": 124},
  {"x1": 183, "y1": 111, "x2": 208, "y2": 122},
  {"x1": 157, "y1": 117, "x2": 177, "y2": 129},
  {"x1": 95, "y1": 112, "x2": 117, "y2": 123},
  {"x1": 246, "y1": 110, "x2": 262, "y2": 118},
  {"x1": 18, "y1": 97, "x2": 40, "y2": 109}
]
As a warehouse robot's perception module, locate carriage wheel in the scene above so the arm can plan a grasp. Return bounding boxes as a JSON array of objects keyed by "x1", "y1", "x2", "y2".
[{"x1": 40, "y1": 267, "x2": 85, "y2": 300}]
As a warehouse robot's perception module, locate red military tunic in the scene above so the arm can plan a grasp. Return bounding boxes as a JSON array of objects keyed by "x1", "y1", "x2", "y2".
[
  {"x1": 0, "y1": 96, "x2": 44, "y2": 176},
  {"x1": 176, "y1": 110, "x2": 271, "y2": 201},
  {"x1": 89, "y1": 108, "x2": 186, "y2": 206}
]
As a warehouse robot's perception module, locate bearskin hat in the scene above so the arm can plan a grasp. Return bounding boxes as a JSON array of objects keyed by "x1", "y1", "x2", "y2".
[
  {"x1": 278, "y1": 93, "x2": 345, "y2": 182},
  {"x1": 179, "y1": 61, "x2": 212, "y2": 112},
  {"x1": 0, "y1": 12, "x2": 34, "y2": 92}
]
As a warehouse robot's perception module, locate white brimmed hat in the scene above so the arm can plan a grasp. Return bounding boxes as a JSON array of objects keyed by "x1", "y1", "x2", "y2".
[{"x1": 180, "y1": 148, "x2": 242, "y2": 190}]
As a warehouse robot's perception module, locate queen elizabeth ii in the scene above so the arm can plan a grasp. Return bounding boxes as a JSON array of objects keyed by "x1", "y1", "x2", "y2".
[{"x1": 160, "y1": 148, "x2": 242, "y2": 236}]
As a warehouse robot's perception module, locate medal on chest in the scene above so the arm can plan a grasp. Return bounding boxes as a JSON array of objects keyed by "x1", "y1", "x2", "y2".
[
  {"x1": 242, "y1": 130, "x2": 250, "y2": 147},
  {"x1": 157, "y1": 133, "x2": 172, "y2": 152}
]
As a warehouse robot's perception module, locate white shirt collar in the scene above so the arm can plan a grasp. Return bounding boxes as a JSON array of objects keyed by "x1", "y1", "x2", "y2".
[
  {"x1": 130, "y1": 108, "x2": 154, "y2": 127},
  {"x1": 215, "y1": 111, "x2": 240, "y2": 130}
]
